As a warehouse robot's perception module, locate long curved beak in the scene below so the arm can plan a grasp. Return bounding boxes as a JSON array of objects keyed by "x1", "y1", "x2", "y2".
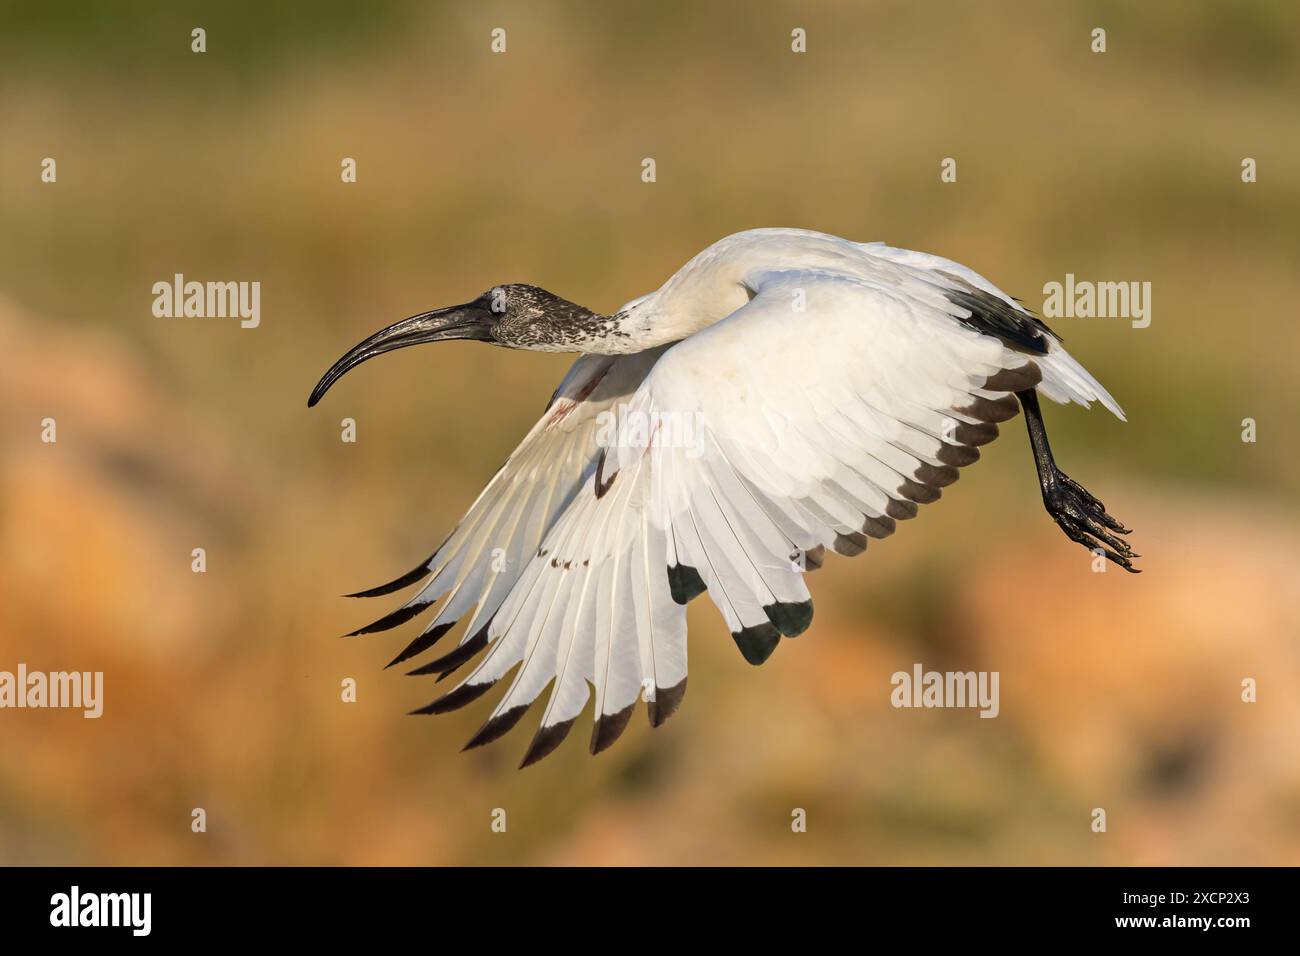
[{"x1": 307, "y1": 301, "x2": 495, "y2": 407}]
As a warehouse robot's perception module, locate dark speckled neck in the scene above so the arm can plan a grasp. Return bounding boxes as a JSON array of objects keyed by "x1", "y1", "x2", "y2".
[{"x1": 490, "y1": 284, "x2": 634, "y2": 353}]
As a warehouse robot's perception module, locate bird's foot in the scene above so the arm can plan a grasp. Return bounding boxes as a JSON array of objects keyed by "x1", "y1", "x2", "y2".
[{"x1": 1042, "y1": 469, "x2": 1139, "y2": 572}]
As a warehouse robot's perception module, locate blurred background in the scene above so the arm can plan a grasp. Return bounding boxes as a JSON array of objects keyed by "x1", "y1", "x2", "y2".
[{"x1": 1, "y1": 0, "x2": 1298, "y2": 865}]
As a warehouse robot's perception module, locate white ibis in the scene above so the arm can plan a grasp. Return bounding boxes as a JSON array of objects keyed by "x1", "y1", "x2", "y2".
[{"x1": 308, "y1": 228, "x2": 1137, "y2": 767}]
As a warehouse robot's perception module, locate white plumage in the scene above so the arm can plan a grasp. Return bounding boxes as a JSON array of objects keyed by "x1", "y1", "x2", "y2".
[{"x1": 310, "y1": 228, "x2": 1137, "y2": 766}]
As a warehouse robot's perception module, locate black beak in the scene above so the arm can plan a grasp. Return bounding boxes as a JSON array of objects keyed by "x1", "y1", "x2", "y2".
[{"x1": 307, "y1": 301, "x2": 495, "y2": 407}]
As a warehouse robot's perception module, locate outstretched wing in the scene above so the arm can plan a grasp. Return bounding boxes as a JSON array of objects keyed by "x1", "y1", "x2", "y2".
[
  {"x1": 407, "y1": 265, "x2": 1123, "y2": 765},
  {"x1": 344, "y1": 347, "x2": 668, "y2": 670}
]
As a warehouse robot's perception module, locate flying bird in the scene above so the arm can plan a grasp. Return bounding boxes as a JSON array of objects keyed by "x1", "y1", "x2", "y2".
[{"x1": 308, "y1": 228, "x2": 1138, "y2": 767}]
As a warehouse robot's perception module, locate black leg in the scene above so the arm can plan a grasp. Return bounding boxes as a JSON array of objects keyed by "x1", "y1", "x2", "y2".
[{"x1": 1016, "y1": 389, "x2": 1139, "y2": 573}]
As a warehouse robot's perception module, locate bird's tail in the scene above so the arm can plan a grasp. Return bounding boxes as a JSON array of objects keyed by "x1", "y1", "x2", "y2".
[{"x1": 1036, "y1": 341, "x2": 1126, "y2": 421}]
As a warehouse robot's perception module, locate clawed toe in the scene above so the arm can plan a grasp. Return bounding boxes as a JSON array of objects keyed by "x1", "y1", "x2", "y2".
[{"x1": 1045, "y1": 471, "x2": 1140, "y2": 573}]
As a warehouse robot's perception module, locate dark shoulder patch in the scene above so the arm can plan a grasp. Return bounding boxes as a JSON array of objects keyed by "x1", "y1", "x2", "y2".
[{"x1": 937, "y1": 272, "x2": 1057, "y2": 355}]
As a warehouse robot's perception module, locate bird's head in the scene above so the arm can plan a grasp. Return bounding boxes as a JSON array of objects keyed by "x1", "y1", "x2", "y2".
[{"x1": 308, "y1": 283, "x2": 618, "y2": 407}]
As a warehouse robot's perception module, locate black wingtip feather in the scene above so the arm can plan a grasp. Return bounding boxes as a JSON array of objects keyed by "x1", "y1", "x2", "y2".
[
  {"x1": 589, "y1": 703, "x2": 635, "y2": 755},
  {"x1": 647, "y1": 677, "x2": 687, "y2": 728},
  {"x1": 833, "y1": 531, "x2": 867, "y2": 556},
  {"x1": 667, "y1": 563, "x2": 707, "y2": 605},
  {"x1": 886, "y1": 498, "x2": 919, "y2": 521},
  {"x1": 764, "y1": 600, "x2": 813, "y2": 638},
  {"x1": 733, "y1": 622, "x2": 781, "y2": 665},
  {"x1": 384, "y1": 621, "x2": 455, "y2": 669},
  {"x1": 405, "y1": 626, "x2": 490, "y2": 677},
  {"x1": 345, "y1": 599, "x2": 434, "y2": 637},
  {"x1": 462, "y1": 704, "x2": 529, "y2": 751},
  {"x1": 519, "y1": 718, "x2": 578, "y2": 768},
  {"x1": 897, "y1": 478, "x2": 942, "y2": 505},
  {"x1": 982, "y1": 363, "x2": 1043, "y2": 393},
  {"x1": 344, "y1": 557, "x2": 436, "y2": 598},
  {"x1": 410, "y1": 678, "x2": 495, "y2": 715},
  {"x1": 862, "y1": 515, "x2": 896, "y2": 540}
]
